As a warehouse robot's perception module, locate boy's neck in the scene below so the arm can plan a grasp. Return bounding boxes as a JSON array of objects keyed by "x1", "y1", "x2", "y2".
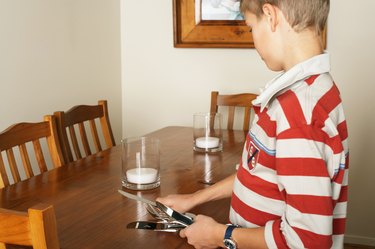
[{"x1": 282, "y1": 29, "x2": 324, "y2": 71}]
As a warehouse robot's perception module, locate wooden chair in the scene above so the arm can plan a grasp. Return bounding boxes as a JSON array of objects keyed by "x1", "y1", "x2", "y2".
[
  {"x1": 0, "y1": 203, "x2": 60, "y2": 249},
  {"x1": 0, "y1": 116, "x2": 65, "y2": 188},
  {"x1": 210, "y1": 91, "x2": 258, "y2": 132},
  {"x1": 54, "y1": 100, "x2": 116, "y2": 163}
]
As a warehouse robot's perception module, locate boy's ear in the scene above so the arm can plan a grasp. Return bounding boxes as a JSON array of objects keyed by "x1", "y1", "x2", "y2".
[{"x1": 262, "y1": 3, "x2": 278, "y2": 32}]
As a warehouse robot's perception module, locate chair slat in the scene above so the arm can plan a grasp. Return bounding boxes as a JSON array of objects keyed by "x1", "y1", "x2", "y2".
[
  {"x1": 227, "y1": 106, "x2": 235, "y2": 130},
  {"x1": 0, "y1": 156, "x2": 9, "y2": 188},
  {"x1": 19, "y1": 144, "x2": 34, "y2": 178},
  {"x1": 89, "y1": 120, "x2": 102, "y2": 152},
  {"x1": 6, "y1": 149, "x2": 21, "y2": 184},
  {"x1": 32, "y1": 140, "x2": 48, "y2": 173},
  {"x1": 78, "y1": 123, "x2": 92, "y2": 157},
  {"x1": 243, "y1": 106, "x2": 251, "y2": 131},
  {"x1": 68, "y1": 126, "x2": 82, "y2": 160}
]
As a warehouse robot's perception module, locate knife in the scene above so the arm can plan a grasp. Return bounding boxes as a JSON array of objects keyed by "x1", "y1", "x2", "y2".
[
  {"x1": 156, "y1": 201, "x2": 194, "y2": 226},
  {"x1": 127, "y1": 221, "x2": 186, "y2": 232},
  {"x1": 118, "y1": 189, "x2": 156, "y2": 206},
  {"x1": 118, "y1": 189, "x2": 194, "y2": 226}
]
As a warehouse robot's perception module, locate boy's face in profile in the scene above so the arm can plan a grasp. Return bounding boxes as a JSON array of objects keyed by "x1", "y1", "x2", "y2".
[{"x1": 244, "y1": 7, "x2": 284, "y2": 72}]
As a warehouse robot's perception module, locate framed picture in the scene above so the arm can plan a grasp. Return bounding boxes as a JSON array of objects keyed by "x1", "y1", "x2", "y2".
[
  {"x1": 172, "y1": 0, "x2": 327, "y2": 49},
  {"x1": 173, "y1": 0, "x2": 254, "y2": 48}
]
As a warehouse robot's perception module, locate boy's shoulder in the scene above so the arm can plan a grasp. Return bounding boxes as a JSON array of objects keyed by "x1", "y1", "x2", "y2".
[
  {"x1": 269, "y1": 72, "x2": 334, "y2": 108},
  {"x1": 266, "y1": 72, "x2": 341, "y2": 130},
  {"x1": 254, "y1": 53, "x2": 331, "y2": 113}
]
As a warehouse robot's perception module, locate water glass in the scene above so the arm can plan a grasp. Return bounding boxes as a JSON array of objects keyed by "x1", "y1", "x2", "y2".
[
  {"x1": 193, "y1": 112, "x2": 223, "y2": 153},
  {"x1": 121, "y1": 137, "x2": 160, "y2": 190}
]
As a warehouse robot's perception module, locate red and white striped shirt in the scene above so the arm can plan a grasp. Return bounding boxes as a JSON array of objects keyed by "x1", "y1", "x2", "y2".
[{"x1": 229, "y1": 53, "x2": 349, "y2": 249}]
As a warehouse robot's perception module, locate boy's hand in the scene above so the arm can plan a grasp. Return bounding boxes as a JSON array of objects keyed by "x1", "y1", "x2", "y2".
[
  {"x1": 179, "y1": 215, "x2": 226, "y2": 249},
  {"x1": 157, "y1": 174, "x2": 236, "y2": 213},
  {"x1": 156, "y1": 193, "x2": 197, "y2": 213}
]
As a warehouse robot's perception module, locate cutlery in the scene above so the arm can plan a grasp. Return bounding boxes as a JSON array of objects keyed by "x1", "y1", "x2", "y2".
[
  {"x1": 118, "y1": 189, "x2": 195, "y2": 230},
  {"x1": 118, "y1": 189, "x2": 157, "y2": 206},
  {"x1": 127, "y1": 221, "x2": 186, "y2": 232}
]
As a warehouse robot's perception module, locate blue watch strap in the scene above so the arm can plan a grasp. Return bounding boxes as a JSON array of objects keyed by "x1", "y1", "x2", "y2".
[{"x1": 224, "y1": 224, "x2": 237, "y2": 239}]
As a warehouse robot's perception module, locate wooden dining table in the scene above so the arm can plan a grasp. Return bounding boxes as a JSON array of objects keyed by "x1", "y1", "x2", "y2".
[{"x1": 0, "y1": 126, "x2": 247, "y2": 249}]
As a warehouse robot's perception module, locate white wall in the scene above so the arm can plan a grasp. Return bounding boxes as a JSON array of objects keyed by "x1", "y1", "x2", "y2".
[
  {"x1": 328, "y1": 1, "x2": 375, "y2": 245},
  {"x1": 121, "y1": 0, "x2": 375, "y2": 246},
  {"x1": 0, "y1": 0, "x2": 122, "y2": 143}
]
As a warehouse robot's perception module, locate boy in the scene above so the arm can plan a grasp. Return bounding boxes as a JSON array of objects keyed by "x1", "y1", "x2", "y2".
[{"x1": 158, "y1": 0, "x2": 349, "y2": 248}]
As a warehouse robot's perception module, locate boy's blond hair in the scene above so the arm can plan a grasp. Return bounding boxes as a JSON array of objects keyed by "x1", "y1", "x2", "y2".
[{"x1": 240, "y1": 0, "x2": 329, "y2": 34}]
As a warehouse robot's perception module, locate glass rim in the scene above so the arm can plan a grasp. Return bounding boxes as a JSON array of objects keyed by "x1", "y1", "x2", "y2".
[{"x1": 121, "y1": 136, "x2": 160, "y2": 145}]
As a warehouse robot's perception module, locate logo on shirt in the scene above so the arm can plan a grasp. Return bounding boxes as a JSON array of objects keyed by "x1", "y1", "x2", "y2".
[{"x1": 247, "y1": 141, "x2": 260, "y2": 170}]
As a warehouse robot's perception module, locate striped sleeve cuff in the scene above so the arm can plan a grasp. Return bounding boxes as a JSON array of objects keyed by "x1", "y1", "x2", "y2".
[
  {"x1": 265, "y1": 220, "x2": 289, "y2": 249},
  {"x1": 265, "y1": 220, "x2": 278, "y2": 249}
]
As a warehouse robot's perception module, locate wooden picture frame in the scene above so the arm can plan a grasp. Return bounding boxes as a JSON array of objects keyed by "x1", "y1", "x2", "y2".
[
  {"x1": 172, "y1": 0, "x2": 327, "y2": 49},
  {"x1": 173, "y1": 0, "x2": 254, "y2": 48}
]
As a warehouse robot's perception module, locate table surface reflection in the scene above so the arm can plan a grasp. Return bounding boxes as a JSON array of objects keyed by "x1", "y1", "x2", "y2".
[{"x1": 0, "y1": 126, "x2": 246, "y2": 249}]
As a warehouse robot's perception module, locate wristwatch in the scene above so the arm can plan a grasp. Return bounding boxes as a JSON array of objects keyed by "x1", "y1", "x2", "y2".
[{"x1": 223, "y1": 224, "x2": 238, "y2": 249}]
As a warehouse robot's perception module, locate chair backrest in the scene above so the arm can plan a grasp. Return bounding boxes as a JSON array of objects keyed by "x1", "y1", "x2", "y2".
[
  {"x1": 54, "y1": 100, "x2": 116, "y2": 163},
  {"x1": 0, "y1": 203, "x2": 60, "y2": 249},
  {"x1": 0, "y1": 116, "x2": 65, "y2": 188},
  {"x1": 210, "y1": 91, "x2": 258, "y2": 131}
]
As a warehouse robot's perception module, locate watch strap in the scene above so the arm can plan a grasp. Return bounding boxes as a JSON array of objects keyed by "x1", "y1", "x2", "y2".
[{"x1": 224, "y1": 224, "x2": 237, "y2": 240}]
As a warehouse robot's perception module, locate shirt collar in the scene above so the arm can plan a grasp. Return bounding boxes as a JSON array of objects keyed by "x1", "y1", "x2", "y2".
[{"x1": 253, "y1": 52, "x2": 331, "y2": 111}]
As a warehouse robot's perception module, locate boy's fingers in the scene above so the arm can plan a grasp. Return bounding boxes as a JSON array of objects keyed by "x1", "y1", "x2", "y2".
[
  {"x1": 179, "y1": 228, "x2": 187, "y2": 238},
  {"x1": 156, "y1": 197, "x2": 170, "y2": 206}
]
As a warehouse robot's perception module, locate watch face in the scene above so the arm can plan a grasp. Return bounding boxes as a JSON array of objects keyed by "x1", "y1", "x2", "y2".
[{"x1": 224, "y1": 239, "x2": 236, "y2": 249}]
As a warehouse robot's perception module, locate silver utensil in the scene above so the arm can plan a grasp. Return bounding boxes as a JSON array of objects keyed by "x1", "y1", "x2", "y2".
[
  {"x1": 119, "y1": 189, "x2": 195, "y2": 231},
  {"x1": 127, "y1": 221, "x2": 186, "y2": 232},
  {"x1": 146, "y1": 204, "x2": 170, "y2": 221},
  {"x1": 118, "y1": 189, "x2": 157, "y2": 206},
  {"x1": 155, "y1": 201, "x2": 194, "y2": 226}
]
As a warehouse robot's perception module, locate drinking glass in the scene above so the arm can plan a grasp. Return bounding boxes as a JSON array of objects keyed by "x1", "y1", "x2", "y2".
[
  {"x1": 193, "y1": 113, "x2": 223, "y2": 153},
  {"x1": 121, "y1": 137, "x2": 160, "y2": 190}
]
